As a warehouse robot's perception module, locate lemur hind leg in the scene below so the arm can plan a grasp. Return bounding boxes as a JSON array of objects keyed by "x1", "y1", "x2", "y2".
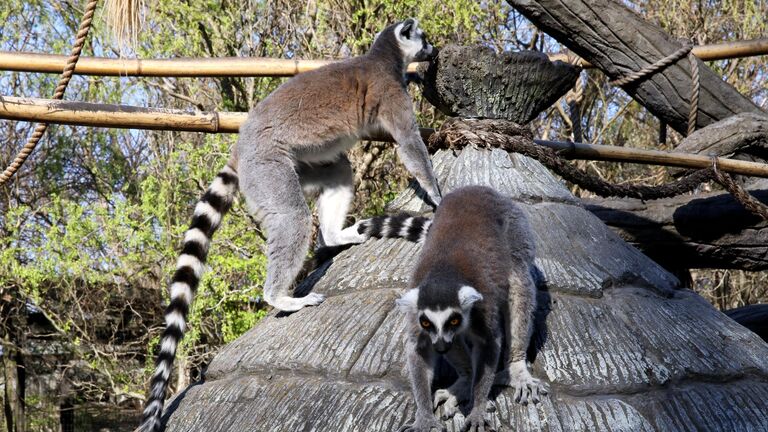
[
  {"x1": 239, "y1": 155, "x2": 323, "y2": 312},
  {"x1": 298, "y1": 155, "x2": 366, "y2": 247}
]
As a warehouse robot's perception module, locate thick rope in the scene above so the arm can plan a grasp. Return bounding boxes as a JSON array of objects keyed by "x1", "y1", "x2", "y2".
[
  {"x1": 0, "y1": 0, "x2": 99, "y2": 186},
  {"x1": 609, "y1": 44, "x2": 692, "y2": 87},
  {"x1": 711, "y1": 158, "x2": 768, "y2": 220},
  {"x1": 608, "y1": 42, "x2": 701, "y2": 137},
  {"x1": 430, "y1": 118, "x2": 768, "y2": 219},
  {"x1": 428, "y1": 118, "x2": 714, "y2": 200},
  {"x1": 687, "y1": 52, "x2": 700, "y2": 136}
]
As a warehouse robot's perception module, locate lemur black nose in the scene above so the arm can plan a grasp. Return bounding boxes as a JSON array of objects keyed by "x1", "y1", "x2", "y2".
[{"x1": 434, "y1": 340, "x2": 452, "y2": 354}]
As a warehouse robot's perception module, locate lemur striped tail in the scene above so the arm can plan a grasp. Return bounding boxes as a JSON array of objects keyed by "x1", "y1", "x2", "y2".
[
  {"x1": 138, "y1": 165, "x2": 238, "y2": 432},
  {"x1": 356, "y1": 213, "x2": 432, "y2": 243}
]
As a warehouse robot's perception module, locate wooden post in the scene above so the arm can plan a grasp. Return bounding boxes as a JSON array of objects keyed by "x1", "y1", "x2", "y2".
[{"x1": 507, "y1": 0, "x2": 764, "y2": 134}]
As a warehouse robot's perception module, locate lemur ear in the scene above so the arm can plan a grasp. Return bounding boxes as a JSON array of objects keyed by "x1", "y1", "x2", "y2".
[
  {"x1": 400, "y1": 18, "x2": 417, "y2": 38},
  {"x1": 395, "y1": 288, "x2": 420, "y2": 312},
  {"x1": 458, "y1": 286, "x2": 483, "y2": 309}
]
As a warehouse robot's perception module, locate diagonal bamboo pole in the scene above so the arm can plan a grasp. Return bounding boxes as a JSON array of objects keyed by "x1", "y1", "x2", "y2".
[
  {"x1": 2, "y1": 95, "x2": 768, "y2": 178},
  {"x1": 1, "y1": 39, "x2": 766, "y2": 77}
]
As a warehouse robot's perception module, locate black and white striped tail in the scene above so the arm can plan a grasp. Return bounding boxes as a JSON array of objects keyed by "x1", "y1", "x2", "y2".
[
  {"x1": 357, "y1": 213, "x2": 432, "y2": 243},
  {"x1": 138, "y1": 165, "x2": 238, "y2": 432}
]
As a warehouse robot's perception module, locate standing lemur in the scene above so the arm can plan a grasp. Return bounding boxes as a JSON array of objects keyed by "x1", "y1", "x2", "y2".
[
  {"x1": 138, "y1": 19, "x2": 442, "y2": 432},
  {"x1": 362, "y1": 186, "x2": 546, "y2": 432}
]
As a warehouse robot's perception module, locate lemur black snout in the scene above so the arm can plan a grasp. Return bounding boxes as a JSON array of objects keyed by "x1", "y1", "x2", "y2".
[{"x1": 434, "y1": 339, "x2": 451, "y2": 353}]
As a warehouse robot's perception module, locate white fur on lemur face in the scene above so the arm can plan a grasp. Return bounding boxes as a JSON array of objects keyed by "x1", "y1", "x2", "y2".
[
  {"x1": 397, "y1": 285, "x2": 483, "y2": 353},
  {"x1": 394, "y1": 18, "x2": 435, "y2": 63}
]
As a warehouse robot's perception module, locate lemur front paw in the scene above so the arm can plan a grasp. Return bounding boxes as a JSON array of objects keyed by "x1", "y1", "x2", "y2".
[
  {"x1": 504, "y1": 360, "x2": 548, "y2": 405},
  {"x1": 460, "y1": 408, "x2": 495, "y2": 432},
  {"x1": 511, "y1": 375, "x2": 547, "y2": 405},
  {"x1": 433, "y1": 378, "x2": 471, "y2": 419},
  {"x1": 397, "y1": 415, "x2": 446, "y2": 432}
]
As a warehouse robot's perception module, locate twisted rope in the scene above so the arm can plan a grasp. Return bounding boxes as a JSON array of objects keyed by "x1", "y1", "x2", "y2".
[
  {"x1": 429, "y1": 119, "x2": 768, "y2": 220},
  {"x1": 687, "y1": 52, "x2": 700, "y2": 136},
  {"x1": 710, "y1": 158, "x2": 768, "y2": 220},
  {"x1": 428, "y1": 118, "x2": 713, "y2": 200},
  {"x1": 609, "y1": 43, "x2": 692, "y2": 87},
  {"x1": 608, "y1": 42, "x2": 701, "y2": 137},
  {"x1": 0, "y1": 0, "x2": 99, "y2": 186}
]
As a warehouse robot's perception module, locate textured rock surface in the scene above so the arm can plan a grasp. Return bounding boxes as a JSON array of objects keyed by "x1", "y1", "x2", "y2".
[
  {"x1": 421, "y1": 45, "x2": 580, "y2": 123},
  {"x1": 163, "y1": 147, "x2": 768, "y2": 431}
]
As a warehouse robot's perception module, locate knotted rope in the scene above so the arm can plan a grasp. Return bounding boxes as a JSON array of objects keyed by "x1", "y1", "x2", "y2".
[
  {"x1": 428, "y1": 118, "x2": 768, "y2": 219},
  {"x1": 0, "y1": 0, "x2": 99, "y2": 186}
]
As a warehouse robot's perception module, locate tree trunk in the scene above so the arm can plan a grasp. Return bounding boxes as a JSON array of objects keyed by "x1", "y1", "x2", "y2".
[
  {"x1": 59, "y1": 399, "x2": 74, "y2": 432},
  {"x1": 506, "y1": 0, "x2": 763, "y2": 134},
  {"x1": 583, "y1": 113, "x2": 768, "y2": 271},
  {"x1": 2, "y1": 338, "x2": 24, "y2": 432},
  {"x1": 583, "y1": 186, "x2": 768, "y2": 271}
]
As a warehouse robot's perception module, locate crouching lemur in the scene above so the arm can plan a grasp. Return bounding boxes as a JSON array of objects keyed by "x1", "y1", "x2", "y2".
[{"x1": 362, "y1": 186, "x2": 547, "y2": 432}]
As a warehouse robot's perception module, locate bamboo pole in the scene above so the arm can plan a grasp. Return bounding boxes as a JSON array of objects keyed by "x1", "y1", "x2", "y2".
[
  {"x1": 531, "y1": 140, "x2": 768, "y2": 177},
  {"x1": 1, "y1": 39, "x2": 766, "y2": 77},
  {"x1": 2, "y1": 95, "x2": 768, "y2": 178},
  {"x1": 0, "y1": 96, "x2": 247, "y2": 132},
  {"x1": 0, "y1": 52, "x2": 421, "y2": 77},
  {"x1": 547, "y1": 38, "x2": 768, "y2": 68}
]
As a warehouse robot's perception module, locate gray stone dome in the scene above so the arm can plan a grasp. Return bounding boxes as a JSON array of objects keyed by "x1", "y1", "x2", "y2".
[{"x1": 163, "y1": 147, "x2": 768, "y2": 431}]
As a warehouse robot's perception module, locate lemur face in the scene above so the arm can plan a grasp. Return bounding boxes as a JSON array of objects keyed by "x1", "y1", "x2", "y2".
[
  {"x1": 418, "y1": 307, "x2": 468, "y2": 353},
  {"x1": 394, "y1": 18, "x2": 436, "y2": 63},
  {"x1": 396, "y1": 286, "x2": 483, "y2": 354}
]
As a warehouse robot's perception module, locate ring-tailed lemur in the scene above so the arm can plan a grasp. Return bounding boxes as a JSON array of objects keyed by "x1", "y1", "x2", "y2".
[
  {"x1": 391, "y1": 186, "x2": 547, "y2": 432},
  {"x1": 139, "y1": 18, "x2": 442, "y2": 432}
]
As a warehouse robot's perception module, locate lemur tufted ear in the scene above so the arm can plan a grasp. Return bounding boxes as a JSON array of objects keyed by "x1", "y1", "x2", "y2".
[
  {"x1": 400, "y1": 18, "x2": 417, "y2": 38},
  {"x1": 458, "y1": 286, "x2": 483, "y2": 310},
  {"x1": 395, "y1": 288, "x2": 420, "y2": 312}
]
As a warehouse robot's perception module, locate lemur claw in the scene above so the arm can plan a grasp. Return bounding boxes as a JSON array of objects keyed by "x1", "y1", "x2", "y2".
[
  {"x1": 511, "y1": 374, "x2": 547, "y2": 405},
  {"x1": 460, "y1": 409, "x2": 495, "y2": 432},
  {"x1": 398, "y1": 417, "x2": 446, "y2": 432}
]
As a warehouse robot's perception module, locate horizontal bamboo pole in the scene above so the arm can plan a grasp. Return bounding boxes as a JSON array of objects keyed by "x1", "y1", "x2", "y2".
[
  {"x1": 0, "y1": 96, "x2": 248, "y2": 132},
  {"x1": 532, "y1": 140, "x2": 768, "y2": 178},
  {"x1": 2, "y1": 95, "x2": 768, "y2": 178},
  {"x1": 544, "y1": 38, "x2": 768, "y2": 68},
  {"x1": 0, "y1": 52, "x2": 421, "y2": 77},
  {"x1": 0, "y1": 95, "x2": 416, "y2": 138},
  {"x1": 1, "y1": 39, "x2": 766, "y2": 77}
]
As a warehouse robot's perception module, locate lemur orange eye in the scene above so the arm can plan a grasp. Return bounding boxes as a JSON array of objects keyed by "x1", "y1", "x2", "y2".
[
  {"x1": 420, "y1": 319, "x2": 431, "y2": 329},
  {"x1": 449, "y1": 318, "x2": 461, "y2": 326}
]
